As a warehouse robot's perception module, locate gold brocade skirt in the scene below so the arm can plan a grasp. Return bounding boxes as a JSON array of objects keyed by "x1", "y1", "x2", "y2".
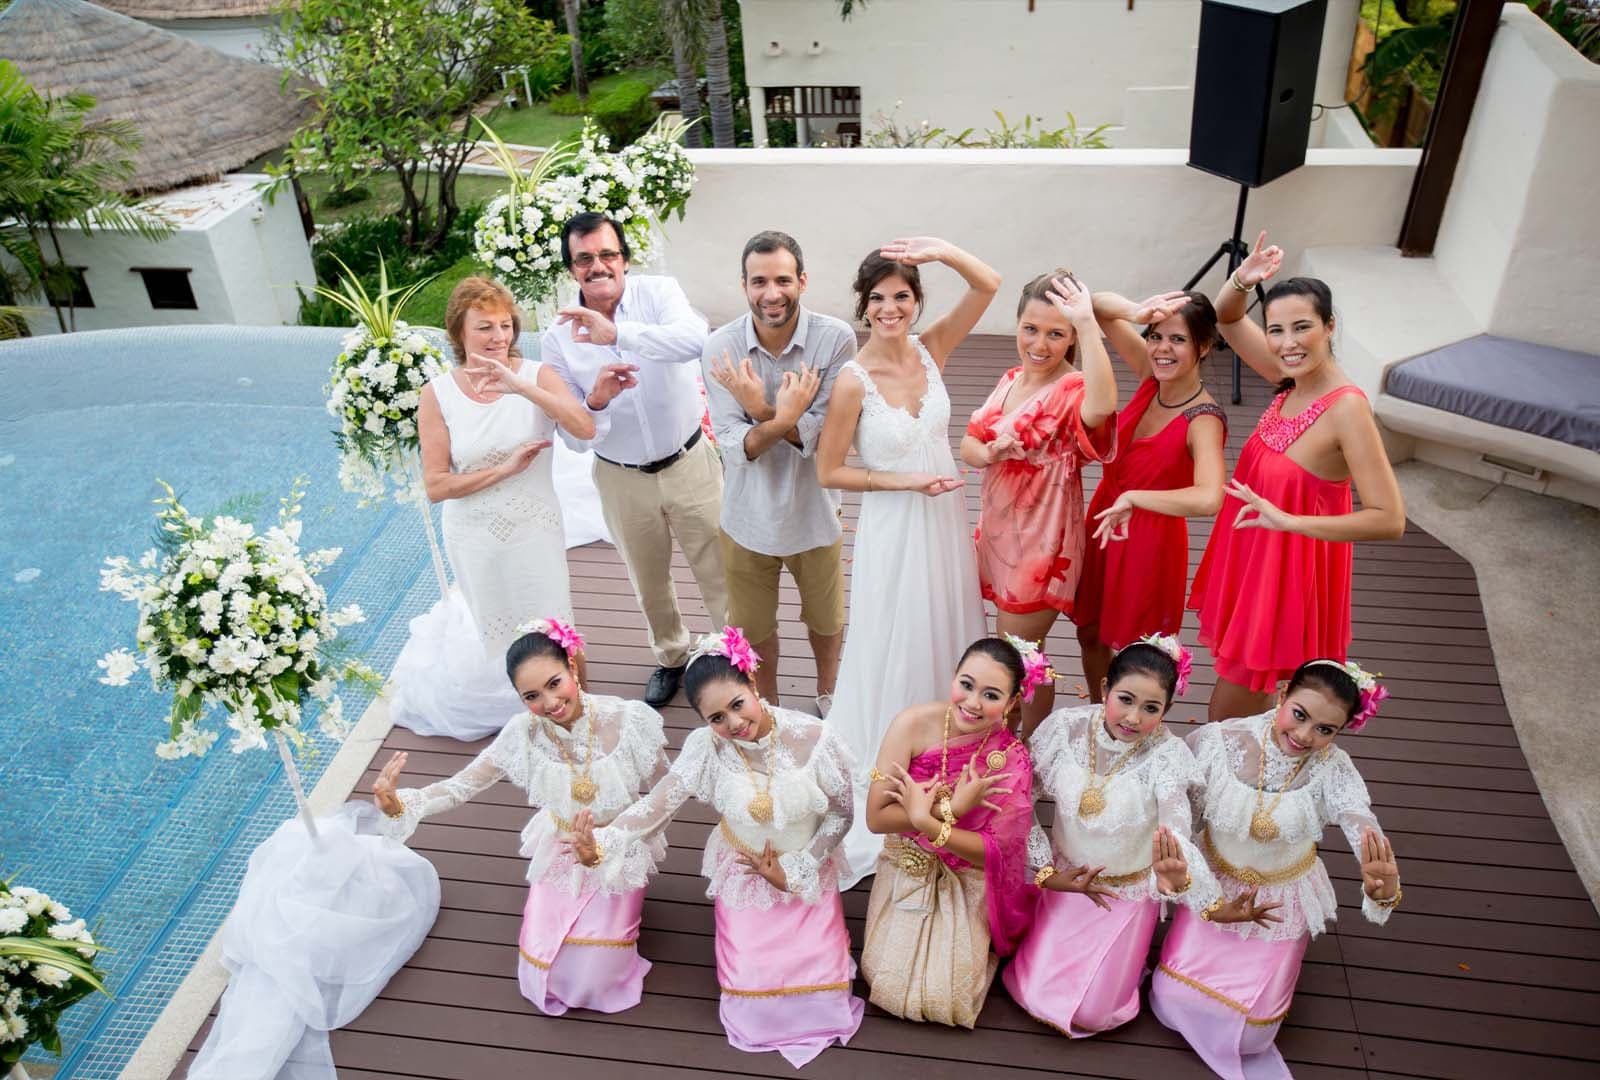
[{"x1": 859, "y1": 839, "x2": 997, "y2": 1028}]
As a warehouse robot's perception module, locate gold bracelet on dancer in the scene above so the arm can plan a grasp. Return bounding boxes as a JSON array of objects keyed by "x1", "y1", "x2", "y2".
[
  {"x1": 1033, "y1": 865, "x2": 1058, "y2": 888},
  {"x1": 1372, "y1": 885, "x2": 1403, "y2": 909},
  {"x1": 868, "y1": 766, "x2": 889, "y2": 784},
  {"x1": 1202, "y1": 828, "x2": 1318, "y2": 887},
  {"x1": 929, "y1": 819, "x2": 953, "y2": 849}
]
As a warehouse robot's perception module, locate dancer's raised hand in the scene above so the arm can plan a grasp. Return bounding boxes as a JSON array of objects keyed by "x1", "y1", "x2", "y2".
[
  {"x1": 1092, "y1": 492, "x2": 1136, "y2": 548},
  {"x1": 1132, "y1": 291, "x2": 1193, "y2": 325},
  {"x1": 371, "y1": 751, "x2": 408, "y2": 817},
  {"x1": 565, "y1": 809, "x2": 601, "y2": 867},
  {"x1": 1234, "y1": 231, "x2": 1284, "y2": 289},
  {"x1": 1207, "y1": 886, "x2": 1284, "y2": 927},
  {"x1": 736, "y1": 840, "x2": 790, "y2": 892},
  {"x1": 1047, "y1": 274, "x2": 1096, "y2": 327},
  {"x1": 1229, "y1": 479, "x2": 1296, "y2": 532},
  {"x1": 1152, "y1": 826, "x2": 1191, "y2": 896},
  {"x1": 1360, "y1": 828, "x2": 1400, "y2": 903},
  {"x1": 1040, "y1": 864, "x2": 1117, "y2": 909},
  {"x1": 466, "y1": 353, "x2": 530, "y2": 398},
  {"x1": 949, "y1": 755, "x2": 1013, "y2": 817},
  {"x1": 880, "y1": 236, "x2": 950, "y2": 266}
]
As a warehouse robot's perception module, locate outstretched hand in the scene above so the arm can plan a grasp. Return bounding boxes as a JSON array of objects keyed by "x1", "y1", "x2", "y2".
[
  {"x1": 1360, "y1": 828, "x2": 1400, "y2": 903},
  {"x1": 1235, "y1": 231, "x2": 1284, "y2": 289},
  {"x1": 1047, "y1": 274, "x2": 1096, "y2": 327},
  {"x1": 1152, "y1": 826, "x2": 1190, "y2": 896},
  {"x1": 735, "y1": 840, "x2": 790, "y2": 892},
  {"x1": 557, "y1": 305, "x2": 619, "y2": 347},
  {"x1": 880, "y1": 236, "x2": 950, "y2": 266},
  {"x1": 1229, "y1": 479, "x2": 1296, "y2": 532},
  {"x1": 1092, "y1": 492, "x2": 1136, "y2": 548},
  {"x1": 371, "y1": 751, "x2": 407, "y2": 817},
  {"x1": 563, "y1": 808, "x2": 601, "y2": 867},
  {"x1": 1043, "y1": 864, "x2": 1117, "y2": 910},
  {"x1": 1208, "y1": 886, "x2": 1284, "y2": 927}
]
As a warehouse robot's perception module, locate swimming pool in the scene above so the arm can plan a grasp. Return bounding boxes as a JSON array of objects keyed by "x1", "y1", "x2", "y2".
[{"x1": 0, "y1": 325, "x2": 443, "y2": 1077}]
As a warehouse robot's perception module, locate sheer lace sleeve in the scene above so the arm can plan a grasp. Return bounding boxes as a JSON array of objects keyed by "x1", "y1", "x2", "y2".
[
  {"x1": 382, "y1": 719, "x2": 523, "y2": 842},
  {"x1": 777, "y1": 726, "x2": 856, "y2": 904},
  {"x1": 1150, "y1": 736, "x2": 1223, "y2": 913},
  {"x1": 591, "y1": 726, "x2": 716, "y2": 890},
  {"x1": 1026, "y1": 821, "x2": 1054, "y2": 875},
  {"x1": 1320, "y1": 748, "x2": 1396, "y2": 925}
]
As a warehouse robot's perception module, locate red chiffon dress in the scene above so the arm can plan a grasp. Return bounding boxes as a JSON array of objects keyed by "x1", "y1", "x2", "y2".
[
  {"x1": 1075, "y1": 378, "x2": 1227, "y2": 649},
  {"x1": 967, "y1": 369, "x2": 1117, "y2": 616},
  {"x1": 1188, "y1": 385, "x2": 1366, "y2": 693}
]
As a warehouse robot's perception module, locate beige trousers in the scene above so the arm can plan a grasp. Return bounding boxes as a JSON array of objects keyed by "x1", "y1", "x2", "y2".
[{"x1": 591, "y1": 436, "x2": 728, "y2": 667}]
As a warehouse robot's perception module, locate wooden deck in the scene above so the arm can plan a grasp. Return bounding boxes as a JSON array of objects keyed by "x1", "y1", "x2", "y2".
[{"x1": 176, "y1": 335, "x2": 1600, "y2": 1078}]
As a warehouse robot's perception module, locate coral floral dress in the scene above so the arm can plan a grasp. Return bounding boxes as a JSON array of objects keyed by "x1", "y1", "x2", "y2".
[
  {"x1": 1075, "y1": 378, "x2": 1227, "y2": 649},
  {"x1": 1188, "y1": 385, "x2": 1365, "y2": 692},
  {"x1": 967, "y1": 368, "x2": 1117, "y2": 615}
]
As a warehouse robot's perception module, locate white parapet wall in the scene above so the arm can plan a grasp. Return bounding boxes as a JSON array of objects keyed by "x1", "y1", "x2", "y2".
[{"x1": 660, "y1": 146, "x2": 1419, "y2": 336}]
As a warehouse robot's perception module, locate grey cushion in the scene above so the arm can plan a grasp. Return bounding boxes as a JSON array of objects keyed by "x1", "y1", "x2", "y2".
[{"x1": 1385, "y1": 335, "x2": 1600, "y2": 453}]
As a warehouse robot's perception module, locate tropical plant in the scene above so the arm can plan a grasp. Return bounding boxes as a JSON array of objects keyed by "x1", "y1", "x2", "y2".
[
  {"x1": 0, "y1": 875, "x2": 109, "y2": 1066},
  {"x1": 662, "y1": 0, "x2": 740, "y2": 148},
  {"x1": 600, "y1": 0, "x2": 675, "y2": 69},
  {"x1": 862, "y1": 105, "x2": 1113, "y2": 150},
  {"x1": 1360, "y1": 12, "x2": 1454, "y2": 130},
  {"x1": 563, "y1": 0, "x2": 589, "y2": 103}
]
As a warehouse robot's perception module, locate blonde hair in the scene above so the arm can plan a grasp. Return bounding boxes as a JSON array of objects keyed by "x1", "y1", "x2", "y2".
[{"x1": 444, "y1": 277, "x2": 524, "y2": 364}]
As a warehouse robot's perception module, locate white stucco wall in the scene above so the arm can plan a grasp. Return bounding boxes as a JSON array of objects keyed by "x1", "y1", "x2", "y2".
[
  {"x1": 660, "y1": 145, "x2": 1419, "y2": 335},
  {"x1": 145, "y1": 17, "x2": 277, "y2": 63}
]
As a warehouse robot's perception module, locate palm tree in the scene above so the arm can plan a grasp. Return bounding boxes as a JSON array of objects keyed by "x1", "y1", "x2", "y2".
[
  {"x1": 698, "y1": 1, "x2": 737, "y2": 148},
  {"x1": 659, "y1": 0, "x2": 706, "y2": 149},
  {"x1": 563, "y1": 0, "x2": 589, "y2": 104}
]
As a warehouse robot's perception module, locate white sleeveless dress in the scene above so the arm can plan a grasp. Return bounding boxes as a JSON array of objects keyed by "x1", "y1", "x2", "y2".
[
  {"x1": 390, "y1": 361, "x2": 573, "y2": 741},
  {"x1": 829, "y1": 338, "x2": 987, "y2": 887}
]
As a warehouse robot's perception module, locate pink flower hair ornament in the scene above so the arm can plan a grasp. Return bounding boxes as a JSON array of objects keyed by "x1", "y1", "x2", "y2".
[
  {"x1": 687, "y1": 626, "x2": 761, "y2": 677},
  {"x1": 1307, "y1": 658, "x2": 1388, "y2": 731},
  {"x1": 1129, "y1": 633, "x2": 1194, "y2": 697},
  {"x1": 515, "y1": 616, "x2": 585, "y2": 660},
  {"x1": 1002, "y1": 633, "x2": 1056, "y2": 703}
]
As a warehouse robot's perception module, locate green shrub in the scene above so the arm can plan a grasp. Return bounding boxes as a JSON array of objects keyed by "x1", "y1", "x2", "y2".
[
  {"x1": 591, "y1": 77, "x2": 658, "y2": 146},
  {"x1": 319, "y1": 184, "x2": 371, "y2": 209},
  {"x1": 523, "y1": 34, "x2": 574, "y2": 101},
  {"x1": 600, "y1": 0, "x2": 673, "y2": 69},
  {"x1": 547, "y1": 90, "x2": 585, "y2": 116},
  {"x1": 299, "y1": 202, "x2": 485, "y2": 327},
  {"x1": 404, "y1": 253, "x2": 485, "y2": 329}
]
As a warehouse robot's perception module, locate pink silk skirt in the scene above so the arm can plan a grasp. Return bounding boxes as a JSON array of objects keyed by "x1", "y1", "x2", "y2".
[
  {"x1": 516, "y1": 880, "x2": 650, "y2": 1016},
  {"x1": 1150, "y1": 905, "x2": 1308, "y2": 1080},
  {"x1": 1002, "y1": 889, "x2": 1159, "y2": 1037},
  {"x1": 715, "y1": 891, "x2": 864, "y2": 1068}
]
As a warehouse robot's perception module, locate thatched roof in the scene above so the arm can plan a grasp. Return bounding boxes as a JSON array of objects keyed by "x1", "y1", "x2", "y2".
[
  {"x1": 92, "y1": 1, "x2": 279, "y2": 18},
  {"x1": 0, "y1": 0, "x2": 314, "y2": 194}
]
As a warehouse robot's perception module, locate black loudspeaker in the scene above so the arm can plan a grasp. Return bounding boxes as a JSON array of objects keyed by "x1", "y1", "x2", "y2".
[{"x1": 1188, "y1": 0, "x2": 1328, "y2": 188}]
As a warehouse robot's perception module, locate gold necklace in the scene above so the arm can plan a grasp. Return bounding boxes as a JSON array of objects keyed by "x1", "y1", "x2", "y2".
[
  {"x1": 936, "y1": 706, "x2": 1004, "y2": 799},
  {"x1": 1078, "y1": 709, "x2": 1158, "y2": 818},
  {"x1": 548, "y1": 695, "x2": 598, "y2": 804},
  {"x1": 733, "y1": 708, "x2": 779, "y2": 824},
  {"x1": 1250, "y1": 717, "x2": 1312, "y2": 841}
]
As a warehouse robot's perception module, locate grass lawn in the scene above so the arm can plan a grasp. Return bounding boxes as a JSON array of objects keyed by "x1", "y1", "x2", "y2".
[
  {"x1": 299, "y1": 172, "x2": 509, "y2": 228},
  {"x1": 483, "y1": 67, "x2": 669, "y2": 147}
]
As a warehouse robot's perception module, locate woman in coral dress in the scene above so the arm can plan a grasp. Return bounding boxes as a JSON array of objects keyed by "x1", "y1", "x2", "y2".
[
  {"x1": 961, "y1": 272, "x2": 1117, "y2": 736},
  {"x1": 1190, "y1": 232, "x2": 1405, "y2": 721},
  {"x1": 1072, "y1": 290, "x2": 1228, "y2": 700}
]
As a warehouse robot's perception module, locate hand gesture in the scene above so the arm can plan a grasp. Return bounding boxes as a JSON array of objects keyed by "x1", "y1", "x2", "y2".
[
  {"x1": 1152, "y1": 826, "x2": 1190, "y2": 896},
  {"x1": 880, "y1": 236, "x2": 949, "y2": 266},
  {"x1": 885, "y1": 763, "x2": 941, "y2": 831},
  {"x1": 465, "y1": 353, "x2": 531, "y2": 398},
  {"x1": 903, "y1": 472, "x2": 964, "y2": 497},
  {"x1": 1207, "y1": 886, "x2": 1284, "y2": 927},
  {"x1": 709, "y1": 350, "x2": 770, "y2": 418},
  {"x1": 371, "y1": 751, "x2": 407, "y2": 818},
  {"x1": 1044, "y1": 864, "x2": 1117, "y2": 910},
  {"x1": 948, "y1": 755, "x2": 1013, "y2": 819},
  {"x1": 735, "y1": 840, "x2": 790, "y2": 892},
  {"x1": 1360, "y1": 828, "x2": 1400, "y2": 903},
  {"x1": 500, "y1": 438, "x2": 553, "y2": 478},
  {"x1": 1132, "y1": 291, "x2": 1193, "y2": 326},
  {"x1": 774, "y1": 364, "x2": 821, "y2": 424},
  {"x1": 1092, "y1": 492, "x2": 1136, "y2": 548},
  {"x1": 986, "y1": 431, "x2": 1024, "y2": 465},
  {"x1": 1234, "y1": 231, "x2": 1284, "y2": 289},
  {"x1": 587, "y1": 362, "x2": 640, "y2": 409},
  {"x1": 1047, "y1": 274, "x2": 1096, "y2": 328},
  {"x1": 563, "y1": 808, "x2": 601, "y2": 867},
  {"x1": 1229, "y1": 479, "x2": 1297, "y2": 532},
  {"x1": 557, "y1": 305, "x2": 619, "y2": 347}
]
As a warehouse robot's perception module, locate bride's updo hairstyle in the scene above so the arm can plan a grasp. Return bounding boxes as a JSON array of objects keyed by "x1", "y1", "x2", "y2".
[
  {"x1": 956, "y1": 636, "x2": 1027, "y2": 700},
  {"x1": 853, "y1": 251, "x2": 925, "y2": 324}
]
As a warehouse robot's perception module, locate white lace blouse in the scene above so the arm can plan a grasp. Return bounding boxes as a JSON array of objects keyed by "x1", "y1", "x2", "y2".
[
  {"x1": 1189, "y1": 713, "x2": 1397, "y2": 941},
  {"x1": 1025, "y1": 705, "x2": 1222, "y2": 912},
  {"x1": 593, "y1": 707, "x2": 855, "y2": 909},
  {"x1": 382, "y1": 693, "x2": 670, "y2": 895}
]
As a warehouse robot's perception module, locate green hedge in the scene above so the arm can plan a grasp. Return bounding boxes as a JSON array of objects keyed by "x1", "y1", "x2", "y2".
[{"x1": 591, "y1": 77, "x2": 658, "y2": 146}]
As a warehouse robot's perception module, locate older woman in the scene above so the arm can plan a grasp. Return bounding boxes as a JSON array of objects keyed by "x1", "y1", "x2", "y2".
[{"x1": 389, "y1": 276, "x2": 634, "y2": 741}]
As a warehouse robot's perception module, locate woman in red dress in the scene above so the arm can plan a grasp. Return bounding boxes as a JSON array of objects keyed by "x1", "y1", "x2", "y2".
[
  {"x1": 961, "y1": 272, "x2": 1117, "y2": 736},
  {"x1": 1073, "y1": 290, "x2": 1229, "y2": 701},
  {"x1": 1190, "y1": 232, "x2": 1405, "y2": 722}
]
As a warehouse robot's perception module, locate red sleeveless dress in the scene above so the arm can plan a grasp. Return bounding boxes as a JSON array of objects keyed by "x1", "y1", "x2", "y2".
[
  {"x1": 1075, "y1": 378, "x2": 1227, "y2": 649},
  {"x1": 1188, "y1": 385, "x2": 1365, "y2": 693}
]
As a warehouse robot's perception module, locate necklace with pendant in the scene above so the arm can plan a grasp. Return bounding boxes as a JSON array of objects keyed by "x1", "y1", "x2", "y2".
[
  {"x1": 935, "y1": 705, "x2": 1004, "y2": 800},
  {"x1": 549, "y1": 695, "x2": 598, "y2": 804},
  {"x1": 1078, "y1": 709, "x2": 1158, "y2": 818},
  {"x1": 1250, "y1": 717, "x2": 1312, "y2": 841},
  {"x1": 733, "y1": 708, "x2": 780, "y2": 824}
]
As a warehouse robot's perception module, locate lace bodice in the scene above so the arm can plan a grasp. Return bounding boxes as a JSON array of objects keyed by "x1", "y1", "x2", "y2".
[
  {"x1": 842, "y1": 338, "x2": 955, "y2": 472},
  {"x1": 594, "y1": 707, "x2": 856, "y2": 908},
  {"x1": 382, "y1": 694, "x2": 670, "y2": 894},
  {"x1": 432, "y1": 364, "x2": 564, "y2": 541},
  {"x1": 1025, "y1": 706, "x2": 1221, "y2": 911},
  {"x1": 1187, "y1": 713, "x2": 1395, "y2": 940}
]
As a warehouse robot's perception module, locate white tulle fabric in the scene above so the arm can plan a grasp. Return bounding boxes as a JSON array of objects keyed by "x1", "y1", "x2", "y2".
[
  {"x1": 384, "y1": 694, "x2": 670, "y2": 895},
  {"x1": 552, "y1": 440, "x2": 611, "y2": 547},
  {"x1": 189, "y1": 803, "x2": 440, "y2": 1080},
  {"x1": 1025, "y1": 705, "x2": 1222, "y2": 912},
  {"x1": 1187, "y1": 713, "x2": 1396, "y2": 941},
  {"x1": 387, "y1": 588, "x2": 524, "y2": 742},
  {"x1": 595, "y1": 708, "x2": 856, "y2": 908}
]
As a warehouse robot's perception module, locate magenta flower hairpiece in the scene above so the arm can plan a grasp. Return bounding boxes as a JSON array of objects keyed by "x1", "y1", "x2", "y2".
[
  {"x1": 687, "y1": 626, "x2": 761, "y2": 676},
  {"x1": 1003, "y1": 633, "x2": 1056, "y2": 703},
  {"x1": 1307, "y1": 658, "x2": 1387, "y2": 730},
  {"x1": 1131, "y1": 633, "x2": 1194, "y2": 696},
  {"x1": 516, "y1": 616, "x2": 585, "y2": 658}
]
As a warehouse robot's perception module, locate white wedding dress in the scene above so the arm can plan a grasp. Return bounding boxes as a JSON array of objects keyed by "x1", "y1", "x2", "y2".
[{"x1": 828, "y1": 338, "x2": 987, "y2": 888}]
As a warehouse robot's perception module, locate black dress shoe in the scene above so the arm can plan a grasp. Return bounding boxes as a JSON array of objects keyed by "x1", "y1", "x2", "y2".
[{"x1": 645, "y1": 664, "x2": 686, "y2": 706}]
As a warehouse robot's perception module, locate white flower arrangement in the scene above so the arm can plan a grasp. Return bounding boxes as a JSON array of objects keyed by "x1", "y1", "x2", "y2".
[
  {"x1": 98, "y1": 479, "x2": 379, "y2": 760},
  {"x1": 0, "y1": 876, "x2": 108, "y2": 1065}
]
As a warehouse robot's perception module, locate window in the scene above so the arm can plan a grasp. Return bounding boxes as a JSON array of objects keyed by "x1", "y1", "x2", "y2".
[
  {"x1": 44, "y1": 266, "x2": 93, "y2": 309},
  {"x1": 132, "y1": 267, "x2": 198, "y2": 310}
]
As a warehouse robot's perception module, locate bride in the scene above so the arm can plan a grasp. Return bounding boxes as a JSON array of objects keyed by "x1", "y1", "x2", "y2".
[{"x1": 816, "y1": 236, "x2": 998, "y2": 887}]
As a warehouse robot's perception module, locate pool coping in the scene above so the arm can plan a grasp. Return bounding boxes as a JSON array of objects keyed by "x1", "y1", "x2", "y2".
[{"x1": 117, "y1": 688, "x2": 398, "y2": 1079}]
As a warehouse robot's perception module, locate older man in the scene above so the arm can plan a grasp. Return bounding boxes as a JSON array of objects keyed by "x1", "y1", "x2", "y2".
[{"x1": 542, "y1": 211, "x2": 726, "y2": 705}]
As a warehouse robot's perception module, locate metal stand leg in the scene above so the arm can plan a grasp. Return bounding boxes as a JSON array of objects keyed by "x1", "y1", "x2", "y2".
[{"x1": 1183, "y1": 183, "x2": 1266, "y2": 404}]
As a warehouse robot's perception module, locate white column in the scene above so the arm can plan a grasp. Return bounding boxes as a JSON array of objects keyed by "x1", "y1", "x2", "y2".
[
  {"x1": 749, "y1": 85, "x2": 770, "y2": 147},
  {"x1": 796, "y1": 116, "x2": 810, "y2": 148}
]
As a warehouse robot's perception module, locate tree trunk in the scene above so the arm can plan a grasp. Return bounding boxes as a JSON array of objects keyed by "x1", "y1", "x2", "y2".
[
  {"x1": 564, "y1": 0, "x2": 589, "y2": 104},
  {"x1": 31, "y1": 224, "x2": 67, "y2": 334},
  {"x1": 394, "y1": 161, "x2": 423, "y2": 249},
  {"x1": 700, "y1": 3, "x2": 736, "y2": 147},
  {"x1": 46, "y1": 224, "x2": 76, "y2": 332},
  {"x1": 669, "y1": 31, "x2": 706, "y2": 148}
]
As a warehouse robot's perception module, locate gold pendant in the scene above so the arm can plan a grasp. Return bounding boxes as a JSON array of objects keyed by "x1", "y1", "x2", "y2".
[
  {"x1": 570, "y1": 777, "x2": 598, "y2": 804},
  {"x1": 985, "y1": 748, "x2": 1008, "y2": 773},
  {"x1": 1078, "y1": 787, "x2": 1107, "y2": 818},
  {"x1": 748, "y1": 791, "x2": 774, "y2": 824},
  {"x1": 1250, "y1": 809, "x2": 1280, "y2": 842}
]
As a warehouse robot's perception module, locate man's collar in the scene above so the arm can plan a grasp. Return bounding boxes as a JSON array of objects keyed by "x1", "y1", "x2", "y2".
[{"x1": 744, "y1": 306, "x2": 811, "y2": 358}]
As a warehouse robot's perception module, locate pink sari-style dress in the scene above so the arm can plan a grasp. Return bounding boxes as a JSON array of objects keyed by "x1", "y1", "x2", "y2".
[
  {"x1": 967, "y1": 368, "x2": 1117, "y2": 616},
  {"x1": 859, "y1": 726, "x2": 1037, "y2": 1027},
  {"x1": 1151, "y1": 715, "x2": 1399, "y2": 1079},
  {"x1": 1004, "y1": 706, "x2": 1221, "y2": 1037},
  {"x1": 595, "y1": 709, "x2": 863, "y2": 1068},
  {"x1": 382, "y1": 694, "x2": 670, "y2": 1016}
]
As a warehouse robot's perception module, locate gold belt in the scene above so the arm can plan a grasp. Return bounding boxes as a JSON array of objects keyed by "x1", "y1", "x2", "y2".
[
  {"x1": 1095, "y1": 865, "x2": 1152, "y2": 888},
  {"x1": 1203, "y1": 828, "x2": 1318, "y2": 886},
  {"x1": 885, "y1": 837, "x2": 939, "y2": 878},
  {"x1": 718, "y1": 819, "x2": 795, "y2": 859}
]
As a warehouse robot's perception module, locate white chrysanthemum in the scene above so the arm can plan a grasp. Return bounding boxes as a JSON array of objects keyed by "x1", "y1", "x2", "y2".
[
  {"x1": 31, "y1": 965, "x2": 71, "y2": 988},
  {"x1": 97, "y1": 648, "x2": 138, "y2": 686},
  {"x1": 0, "y1": 909, "x2": 25, "y2": 934}
]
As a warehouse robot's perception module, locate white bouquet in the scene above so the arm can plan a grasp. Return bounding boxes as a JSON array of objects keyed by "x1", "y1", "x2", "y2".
[
  {"x1": 0, "y1": 876, "x2": 107, "y2": 1066},
  {"x1": 97, "y1": 479, "x2": 378, "y2": 760},
  {"x1": 623, "y1": 115, "x2": 698, "y2": 223}
]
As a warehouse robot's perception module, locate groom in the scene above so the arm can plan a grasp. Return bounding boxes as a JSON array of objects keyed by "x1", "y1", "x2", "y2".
[{"x1": 702, "y1": 231, "x2": 856, "y2": 715}]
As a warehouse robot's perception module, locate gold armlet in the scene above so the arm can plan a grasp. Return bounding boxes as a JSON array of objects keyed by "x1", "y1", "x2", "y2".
[
  {"x1": 868, "y1": 767, "x2": 889, "y2": 784},
  {"x1": 930, "y1": 820, "x2": 953, "y2": 849},
  {"x1": 1034, "y1": 866, "x2": 1058, "y2": 889}
]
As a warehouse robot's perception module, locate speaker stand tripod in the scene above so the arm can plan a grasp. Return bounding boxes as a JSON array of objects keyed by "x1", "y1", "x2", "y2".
[{"x1": 1183, "y1": 183, "x2": 1267, "y2": 404}]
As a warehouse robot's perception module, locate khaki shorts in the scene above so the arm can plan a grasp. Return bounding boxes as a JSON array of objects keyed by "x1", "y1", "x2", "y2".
[{"x1": 719, "y1": 531, "x2": 846, "y2": 643}]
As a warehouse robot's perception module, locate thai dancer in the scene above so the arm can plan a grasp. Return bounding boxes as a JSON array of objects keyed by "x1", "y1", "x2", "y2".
[
  {"x1": 572, "y1": 627, "x2": 863, "y2": 1067},
  {"x1": 1152, "y1": 658, "x2": 1402, "y2": 1079},
  {"x1": 858, "y1": 636, "x2": 1046, "y2": 1026},
  {"x1": 1004, "y1": 634, "x2": 1223, "y2": 1037},
  {"x1": 961, "y1": 272, "x2": 1118, "y2": 736},
  {"x1": 1190, "y1": 232, "x2": 1405, "y2": 720},
  {"x1": 373, "y1": 618, "x2": 668, "y2": 1015},
  {"x1": 1072, "y1": 290, "x2": 1227, "y2": 701}
]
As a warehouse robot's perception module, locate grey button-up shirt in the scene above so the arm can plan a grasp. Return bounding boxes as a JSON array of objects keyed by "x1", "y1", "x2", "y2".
[{"x1": 703, "y1": 308, "x2": 856, "y2": 557}]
